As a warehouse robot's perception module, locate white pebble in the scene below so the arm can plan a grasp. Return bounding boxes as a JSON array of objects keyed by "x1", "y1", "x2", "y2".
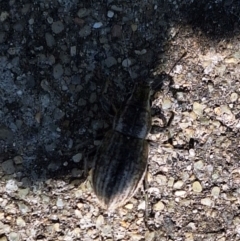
[
  {"x1": 173, "y1": 180, "x2": 184, "y2": 189},
  {"x1": 201, "y1": 198, "x2": 213, "y2": 206},
  {"x1": 153, "y1": 201, "x2": 165, "y2": 211},
  {"x1": 174, "y1": 190, "x2": 186, "y2": 196},
  {"x1": 231, "y1": 92, "x2": 238, "y2": 102},
  {"x1": 189, "y1": 148, "x2": 195, "y2": 157},
  {"x1": 56, "y1": 198, "x2": 64, "y2": 208},
  {"x1": 211, "y1": 186, "x2": 220, "y2": 198},
  {"x1": 93, "y1": 22, "x2": 103, "y2": 29},
  {"x1": 162, "y1": 98, "x2": 172, "y2": 110},
  {"x1": 137, "y1": 201, "x2": 146, "y2": 210},
  {"x1": 107, "y1": 10, "x2": 114, "y2": 18},
  {"x1": 192, "y1": 181, "x2": 202, "y2": 193},
  {"x1": 6, "y1": 180, "x2": 18, "y2": 193}
]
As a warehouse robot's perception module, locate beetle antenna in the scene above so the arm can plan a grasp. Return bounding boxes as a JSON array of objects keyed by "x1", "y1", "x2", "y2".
[{"x1": 168, "y1": 51, "x2": 187, "y2": 75}]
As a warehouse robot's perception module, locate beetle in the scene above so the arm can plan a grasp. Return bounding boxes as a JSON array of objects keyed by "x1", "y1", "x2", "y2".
[
  {"x1": 90, "y1": 52, "x2": 187, "y2": 210},
  {"x1": 91, "y1": 80, "x2": 152, "y2": 210}
]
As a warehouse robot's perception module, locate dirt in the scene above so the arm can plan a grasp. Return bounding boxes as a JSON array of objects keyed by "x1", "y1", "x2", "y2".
[{"x1": 1, "y1": 0, "x2": 240, "y2": 240}]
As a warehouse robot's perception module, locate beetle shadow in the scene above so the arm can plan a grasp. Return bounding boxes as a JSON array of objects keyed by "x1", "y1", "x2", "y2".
[{"x1": 0, "y1": 0, "x2": 239, "y2": 189}]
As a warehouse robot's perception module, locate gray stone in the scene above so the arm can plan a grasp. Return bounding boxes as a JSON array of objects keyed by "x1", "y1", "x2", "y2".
[
  {"x1": 77, "y1": 8, "x2": 91, "y2": 18},
  {"x1": 53, "y1": 64, "x2": 64, "y2": 79},
  {"x1": 2, "y1": 159, "x2": 15, "y2": 174},
  {"x1": 45, "y1": 33, "x2": 55, "y2": 47},
  {"x1": 105, "y1": 56, "x2": 117, "y2": 68},
  {"x1": 79, "y1": 25, "x2": 91, "y2": 38},
  {"x1": 52, "y1": 21, "x2": 64, "y2": 34}
]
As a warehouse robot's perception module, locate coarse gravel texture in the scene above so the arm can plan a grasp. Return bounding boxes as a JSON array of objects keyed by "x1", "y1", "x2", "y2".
[{"x1": 1, "y1": 0, "x2": 240, "y2": 240}]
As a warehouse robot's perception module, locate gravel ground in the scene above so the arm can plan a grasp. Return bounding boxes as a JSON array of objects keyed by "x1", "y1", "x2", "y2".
[{"x1": 1, "y1": 0, "x2": 240, "y2": 240}]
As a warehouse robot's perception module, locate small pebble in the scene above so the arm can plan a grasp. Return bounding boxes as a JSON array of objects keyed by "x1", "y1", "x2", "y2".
[
  {"x1": 107, "y1": 10, "x2": 114, "y2": 18},
  {"x1": 17, "y1": 188, "x2": 29, "y2": 198},
  {"x1": 122, "y1": 58, "x2": 132, "y2": 67},
  {"x1": 230, "y1": 92, "x2": 238, "y2": 102},
  {"x1": 96, "y1": 215, "x2": 104, "y2": 229},
  {"x1": 168, "y1": 177, "x2": 174, "y2": 187},
  {"x1": 153, "y1": 201, "x2": 165, "y2": 211},
  {"x1": 220, "y1": 105, "x2": 232, "y2": 114},
  {"x1": 176, "y1": 92, "x2": 184, "y2": 101},
  {"x1": 162, "y1": 98, "x2": 172, "y2": 110},
  {"x1": 75, "y1": 209, "x2": 82, "y2": 218},
  {"x1": 72, "y1": 153, "x2": 82, "y2": 163},
  {"x1": 105, "y1": 56, "x2": 117, "y2": 67},
  {"x1": 45, "y1": 33, "x2": 55, "y2": 47},
  {"x1": 211, "y1": 186, "x2": 220, "y2": 198},
  {"x1": 193, "y1": 102, "x2": 205, "y2": 116},
  {"x1": 111, "y1": 5, "x2": 123, "y2": 12},
  {"x1": 53, "y1": 63, "x2": 64, "y2": 79},
  {"x1": 200, "y1": 198, "x2": 213, "y2": 206},
  {"x1": 47, "y1": 16, "x2": 53, "y2": 24},
  {"x1": 189, "y1": 149, "x2": 195, "y2": 157},
  {"x1": 173, "y1": 180, "x2": 184, "y2": 189},
  {"x1": 18, "y1": 202, "x2": 30, "y2": 214},
  {"x1": 28, "y1": 18, "x2": 34, "y2": 25},
  {"x1": 6, "y1": 180, "x2": 18, "y2": 193},
  {"x1": 2, "y1": 159, "x2": 15, "y2": 174},
  {"x1": 225, "y1": 57, "x2": 238, "y2": 64},
  {"x1": 79, "y1": 25, "x2": 91, "y2": 38},
  {"x1": 173, "y1": 64, "x2": 183, "y2": 74},
  {"x1": 137, "y1": 201, "x2": 146, "y2": 210},
  {"x1": 8, "y1": 232, "x2": 20, "y2": 241},
  {"x1": 174, "y1": 190, "x2": 186, "y2": 196},
  {"x1": 194, "y1": 160, "x2": 204, "y2": 170},
  {"x1": 77, "y1": 8, "x2": 90, "y2": 18},
  {"x1": 70, "y1": 46, "x2": 77, "y2": 56},
  {"x1": 145, "y1": 231, "x2": 155, "y2": 241},
  {"x1": 53, "y1": 223, "x2": 61, "y2": 232},
  {"x1": 0, "y1": 235, "x2": 7, "y2": 241},
  {"x1": 134, "y1": 49, "x2": 147, "y2": 55},
  {"x1": 131, "y1": 24, "x2": 138, "y2": 32},
  {"x1": 111, "y1": 24, "x2": 122, "y2": 38},
  {"x1": 155, "y1": 174, "x2": 167, "y2": 185},
  {"x1": 192, "y1": 181, "x2": 202, "y2": 193},
  {"x1": 53, "y1": 108, "x2": 65, "y2": 120},
  {"x1": 35, "y1": 112, "x2": 41, "y2": 123},
  {"x1": 13, "y1": 156, "x2": 23, "y2": 164},
  {"x1": 56, "y1": 198, "x2": 64, "y2": 208},
  {"x1": 93, "y1": 22, "x2": 103, "y2": 29},
  {"x1": 16, "y1": 217, "x2": 26, "y2": 227},
  {"x1": 124, "y1": 203, "x2": 134, "y2": 210},
  {"x1": 52, "y1": 21, "x2": 64, "y2": 34},
  {"x1": 0, "y1": 11, "x2": 9, "y2": 22},
  {"x1": 73, "y1": 228, "x2": 81, "y2": 235},
  {"x1": 185, "y1": 232, "x2": 194, "y2": 241}
]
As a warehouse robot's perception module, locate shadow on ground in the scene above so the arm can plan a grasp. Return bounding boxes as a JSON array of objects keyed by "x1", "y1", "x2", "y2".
[{"x1": 0, "y1": 0, "x2": 239, "y2": 187}]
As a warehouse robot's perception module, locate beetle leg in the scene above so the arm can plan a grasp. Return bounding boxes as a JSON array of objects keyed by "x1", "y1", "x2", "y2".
[
  {"x1": 95, "y1": 66, "x2": 118, "y2": 117},
  {"x1": 100, "y1": 94, "x2": 117, "y2": 117},
  {"x1": 143, "y1": 170, "x2": 150, "y2": 230}
]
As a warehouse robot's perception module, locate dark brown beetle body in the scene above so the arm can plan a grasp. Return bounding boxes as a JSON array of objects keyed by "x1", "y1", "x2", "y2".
[{"x1": 92, "y1": 82, "x2": 152, "y2": 210}]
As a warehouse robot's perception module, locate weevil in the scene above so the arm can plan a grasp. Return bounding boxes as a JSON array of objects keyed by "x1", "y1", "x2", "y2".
[
  {"x1": 91, "y1": 53, "x2": 186, "y2": 211},
  {"x1": 91, "y1": 80, "x2": 152, "y2": 210}
]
